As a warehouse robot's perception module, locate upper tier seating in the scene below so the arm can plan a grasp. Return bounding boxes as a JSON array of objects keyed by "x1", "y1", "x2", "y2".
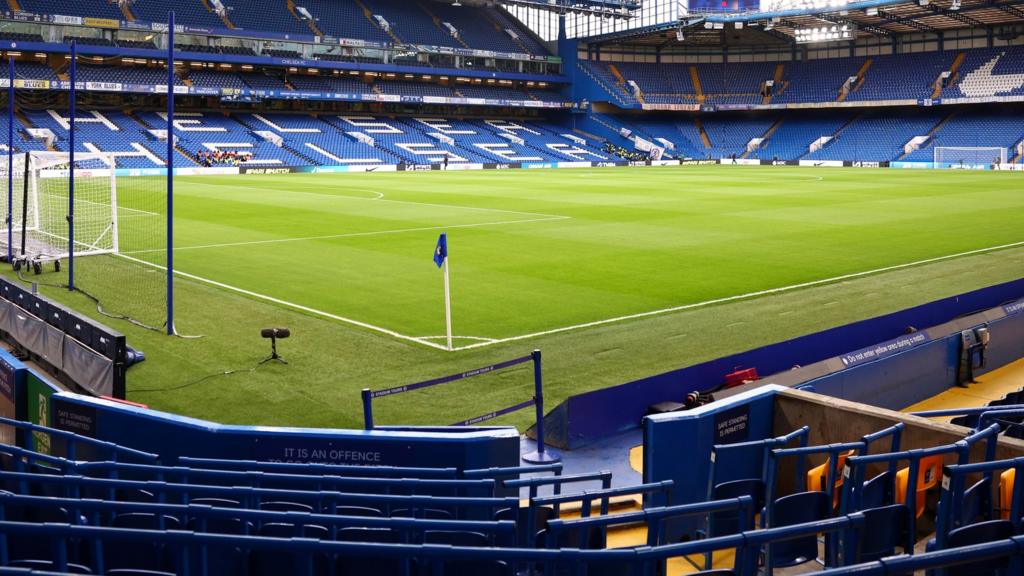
[
  {"x1": 221, "y1": 0, "x2": 309, "y2": 35},
  {"x1": 14, "y1": 0, "x2": 546, "y2": 56},
  {"x1": 19, "y1": 0, "x2": 123, "y2": 20},
  {"x1": 130, "y1": 0, "x2": 225, "y2": 28}
]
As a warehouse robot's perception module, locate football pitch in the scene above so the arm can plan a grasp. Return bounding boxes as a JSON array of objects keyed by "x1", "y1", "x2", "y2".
[{"x1": 13, "y1": 165, "x2": 1024, "y2": 430}]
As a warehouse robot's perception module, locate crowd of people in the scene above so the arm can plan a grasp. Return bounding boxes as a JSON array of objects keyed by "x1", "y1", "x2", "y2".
[
  {"x1": 602, "y1": 142, "x2": 649, "y2": 161},
  {"x1": 197, "y1": 150, "x2": 253, "y2": 166}
]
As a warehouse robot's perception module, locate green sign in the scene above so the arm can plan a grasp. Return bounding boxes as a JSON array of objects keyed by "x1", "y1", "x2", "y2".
[{"x1": 26, "y1": 372, "x2": 55, "y2": 455}]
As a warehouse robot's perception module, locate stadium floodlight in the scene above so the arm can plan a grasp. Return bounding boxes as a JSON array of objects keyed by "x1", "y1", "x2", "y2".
[
  {"x1": 794, "y1": 24, "x2": 856, "y2": 43},
  {"x1": 950, "y1": 0, "x2": 960, "y2": 9},
  {"x1": 865, "y1": 7, "x2": 878, "y2": 15}
]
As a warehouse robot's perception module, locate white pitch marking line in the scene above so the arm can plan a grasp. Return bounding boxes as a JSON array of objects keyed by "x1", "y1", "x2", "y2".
[
  {"x1": 418, "y1": 335, "x2": 499, "y2": 343},
  {"x1": 115, "y1": 253, "x2": 449, "y2": 351},
  {"x1": 266, "y1": 186, "x2": 567, "y2": 220},
  {"x1": 449, "y1": 239, "x2": 1024, "y2": 352},
  {"x1": 123, "y1": 215, "x2": 569, "y2": 254}
]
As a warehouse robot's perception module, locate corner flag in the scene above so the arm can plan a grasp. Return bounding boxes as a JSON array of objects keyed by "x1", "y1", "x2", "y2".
[
  {"x1": 433, "y1": 233, "x2": 448, "y2": 268},
  {"x1": 433, "y1": 233, "x2": 453, "y2": 350}
]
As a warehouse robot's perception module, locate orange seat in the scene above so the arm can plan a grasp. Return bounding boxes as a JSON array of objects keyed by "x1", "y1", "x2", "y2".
[
  {"x1": 895, "y1": 455, "x2": 944, "y2": 518},
  {"x1": 806, "y1": 450, "x2": 855, "y2": 509},
  {"x1": 1000, "y1": 468, "x2": 1015, "y2": 520}
]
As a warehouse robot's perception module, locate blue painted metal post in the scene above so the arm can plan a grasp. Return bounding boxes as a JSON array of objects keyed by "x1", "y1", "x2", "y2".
[
  {"x1": 361, "y1": 388, "x2": 374, "y2": 430},
  {"x1": 166, "y1": 12, "x2": 175, "y2": 335},
  {"x1": 522, "y1": 349, "x2": 560, "y2": 464},
  {"x1": 68, "y1": 41, "x2": 76, "y2": 291},
  {"x1": 6, "y1": 57, "x2": 13, "y2": 264}
]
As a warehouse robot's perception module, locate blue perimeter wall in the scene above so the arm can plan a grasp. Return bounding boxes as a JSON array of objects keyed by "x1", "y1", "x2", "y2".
[
  {"x1": 538, "y1": 277, "x2": 1024, "y2": 449},
  {"x1": 643, "y1": 290, "x2": 1024, "y2": 541},
  {"x1": 4, "y1": 353, "x2": 520, "y2": 475}
]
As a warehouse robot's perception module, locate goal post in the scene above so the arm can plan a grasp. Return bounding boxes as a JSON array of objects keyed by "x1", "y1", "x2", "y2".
[
  {"x1": 934, "y1": 146, "x2": 1007, "y2": 168},
  {"x1": 0, "y1": 151, "x2": 118, "y2": 267}
]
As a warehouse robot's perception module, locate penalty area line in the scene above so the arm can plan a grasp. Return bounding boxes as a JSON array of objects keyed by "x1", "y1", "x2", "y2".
[
  {"x1": 115, "y1": 254, "x2": 450, "y2": 351},
  {"x1": 450, "y1": 239, "x2": 1024, "y2": 352},
  {"x1": 122, "y1": 215, "x2": 570, "y2": 255}
]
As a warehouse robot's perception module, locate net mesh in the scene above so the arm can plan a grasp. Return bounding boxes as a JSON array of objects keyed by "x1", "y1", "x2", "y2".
[
  {"x1": 0, "y1": 151, "x2": 116, "y2": 262},
  {"x1": 934, "y1": 147, "x2": 1007, "y2": 167}
]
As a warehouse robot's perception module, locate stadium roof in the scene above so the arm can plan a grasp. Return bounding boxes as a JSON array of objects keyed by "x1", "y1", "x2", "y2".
[{"x1": 581, "y1": 0, "x2": 1024, "y2": 45}]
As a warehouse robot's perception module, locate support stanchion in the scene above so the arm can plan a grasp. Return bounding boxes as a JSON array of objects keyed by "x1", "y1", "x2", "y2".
[
  {"x1": 361, "y1": 388, "x2": 374, "y2": 430},
  {"x1": 522, "y1": 349, "x2": 560, "y2": 464}
]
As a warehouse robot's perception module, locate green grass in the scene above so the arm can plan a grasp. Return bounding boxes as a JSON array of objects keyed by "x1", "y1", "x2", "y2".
[{"x1": 10, "y1": 165, "x2": 1024, "y2": 431}]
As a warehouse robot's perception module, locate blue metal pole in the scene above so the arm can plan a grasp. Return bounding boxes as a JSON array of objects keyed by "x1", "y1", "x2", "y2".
[
  {"x1": 7, "y1": 57, "x2": 13, "y2": 264},
  {"x1": 522, "y1": 349, "x2": 560, "y2": 464},
  {"x1": 166, "y1": 12, "x2": 175, "y2": 335},
  {"x1": 361, "y1": 388, "x2": 374, "y2": 430},
  {"x1": 68, "y1": 41, "x2": 76, "y2": 291}
]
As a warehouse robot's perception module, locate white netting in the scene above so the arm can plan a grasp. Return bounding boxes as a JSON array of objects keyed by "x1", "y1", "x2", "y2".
[
  {"x1": 934, "y1": 147, "x2": 1007, "y2": 168},
  {"x1": 0, "y1": 151, "x2": 117, "y2": 262}
]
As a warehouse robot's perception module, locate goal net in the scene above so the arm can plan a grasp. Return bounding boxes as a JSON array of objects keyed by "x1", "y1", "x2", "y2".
[
  {"x1": 934, "y1": 146, "x2": 1006, "y2": 168},
  {"x1": 0, "y1": 151, "x2": 117, "y2": 265}
]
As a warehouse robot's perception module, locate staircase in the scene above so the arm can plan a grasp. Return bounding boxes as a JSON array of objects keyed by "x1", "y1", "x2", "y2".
[
  {"x1": 120, "y1": 2, "x2": 136, "y2": 21},
  {"x1": 5, "y1": 0, "x2": 19, "y2": 11},
  {"x1": 741, "y1": 116, "x2": 784, "y2": 159},
  {"x1": 355, "y1": 0, "x2": 402, "y2": 43},
  {"x1": 764, "y1": 64, "x2": 785, "y2": 105},
  {"x1": 417, "y1": 1, "x2": 470, "y2": 49},
  {"x1": 287, "y1": 0, "x2": 323, "y2": 36},
  {"x1": 283, "y1": 143, "x2": 318, "y2": 166},
  {"x1": 201, "y1": 0, "x2": 235, "y2": 28},
  {"x1": 800, "y1": 113, "x2": 862, "y2": 159},
  {"x1": 578, "y1": 62, "x2": 632, "y2": 107},
  {"x1": 838, "y1": 59, "x2": 872, "y2": 102},
  {"x1": 694, "y1": 118, "x2": 712, "y2": 149},
  {"x1": 480, "y1": 9, "x2": 532, "y2": 54},
  {"x1": 897, "y1": 110, "x2": 957, "y2": 160},
  {"x1": 689, "y1": 66, "x2": 706, "y2": 104},
  {"x1": 932, "y1": 52, "x2": 966, "y2": 99}
]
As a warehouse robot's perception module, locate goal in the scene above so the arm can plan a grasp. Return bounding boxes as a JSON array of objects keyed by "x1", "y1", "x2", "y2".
[
  {"x1": 934, "y1": 146, "x2": 1007, "y2": 168},
  {"x1": 0, "y1": 151, "x2": 118, "y2": 268}
]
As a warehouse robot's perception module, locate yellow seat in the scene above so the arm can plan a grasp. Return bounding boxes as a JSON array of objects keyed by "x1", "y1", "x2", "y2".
[
  {"x1": 895, "y1": 455, "x2": 944, "y2": 518},
  {"x1": 806, "y1": 450, "x2": 855, "y2": 509},
  {"x1": 1000, "y1": 468, "x2": 1015, "y2": 520}
]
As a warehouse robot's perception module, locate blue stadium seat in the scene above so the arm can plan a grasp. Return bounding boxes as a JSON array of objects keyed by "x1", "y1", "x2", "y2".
[
  {"x1": 944, "y1": 520, "x2": 1015, "y2": 575},
  {"x1": 8, "y1": 560, "x2": 91, "y2": 574},
  {"x1": 766, "y1": 491, "x2": 830, "y2": 568}
]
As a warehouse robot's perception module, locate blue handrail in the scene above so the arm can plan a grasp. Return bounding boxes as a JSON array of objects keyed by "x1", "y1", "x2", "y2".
[
  {"x1": 0, "y1": 419, "x2": 158, "y2": 463},
  {"x1": 818, "y1": 537, "x2": 1023, "y2": 575},
  {"x1": 545, "y1": 495, "x2": 750, "y2": 550},
  {"x1": 0, "y1": 513, "x2": 867, "y2": 576},
  {"x1": 73, "y1": 461, "x2": 495, "y2": 497},
  {"x1": 462, "y1": 463, "x2": 562, "y2": 479},
  {"x1": 0, "y1": 471, "x2": 518, "y2": 519},
  {"x1": 0, "y1": 491, "x2": 516, "y2": 544},
  {"x1": 178, "y1": 455, "x2": 459, "y2": 478}
]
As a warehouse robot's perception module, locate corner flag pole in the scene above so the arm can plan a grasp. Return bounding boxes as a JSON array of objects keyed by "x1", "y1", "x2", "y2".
[
  {"x1": 434, "y1": 233, "x2": 452, "y2": 351},
  {"x1": 444, "y1": 255, "x2": 453, "y2": 351}
]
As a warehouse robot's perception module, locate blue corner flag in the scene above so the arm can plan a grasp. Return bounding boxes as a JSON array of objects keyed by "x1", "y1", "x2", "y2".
[{"x1": 433, "y1": 233, "x2": 448, "y2": 268}]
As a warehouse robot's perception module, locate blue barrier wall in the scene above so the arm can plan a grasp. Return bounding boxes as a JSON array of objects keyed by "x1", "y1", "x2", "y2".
[
  {"x1": 537, "y1": 278, "x2": 1024, "y2": 449},
  {"x1": 644, "y1": 297, "x2": 1024, "y2": 542},
  {"x1": 643, "y1": 384, "x2": 781, "y2": 540},
  {"x1": 808, "y1": 300, "x2": 1024, "y2": 409},
  {"x1": 46, "y1": 392, "x2": 520, "y2": 473}
]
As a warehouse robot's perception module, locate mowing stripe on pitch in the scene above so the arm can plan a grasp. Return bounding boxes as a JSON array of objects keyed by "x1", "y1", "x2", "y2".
[
  {"x1": 123, "y1": 215, "x2": 569, "y2": 254},
  {"x1": 450, "y1": 239, "x2": 1024, "y2": 352},
  {"x1": 116, "y1": 254, "x2": 450, "y2": 351}
]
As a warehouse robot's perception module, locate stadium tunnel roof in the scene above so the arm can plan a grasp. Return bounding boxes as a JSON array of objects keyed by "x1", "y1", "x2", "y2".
[{"x1": 581, "y1": 0, "x2": 1024, "y2": 46}]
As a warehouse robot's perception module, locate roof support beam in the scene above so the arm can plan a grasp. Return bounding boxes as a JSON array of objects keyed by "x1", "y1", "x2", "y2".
[
  {"x1": 923, "y1": 4, "x2": 987, "y2": 27},
  {"x1": 816, "y1": 13, "x2": 892, "y2": 36},
  {"x1": 877, "y1": 9, "x2": 939, "y2": 32}
]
